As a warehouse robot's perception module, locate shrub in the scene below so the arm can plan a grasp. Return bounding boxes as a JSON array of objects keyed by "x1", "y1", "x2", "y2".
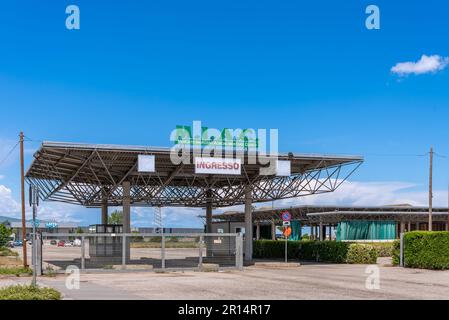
[
  {"x1": 402, "y1": 231, "x2": 449, "y2": 270},
  {"x1": 392, "y1": 240, "x2": 400, "y2": 266},
  {"x1": 0, "y1": 285, "x2": 61, "y2": 300},
  {"x1": 370, "y1": 242, "x2": 395, "y2": 257},
  {"x1": 346, "y1": 244, "x2": 378, "y2": 264}
]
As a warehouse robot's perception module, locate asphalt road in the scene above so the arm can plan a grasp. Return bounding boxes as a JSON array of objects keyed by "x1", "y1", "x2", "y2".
[{"x1": 2, "y1": 261, "x2": 449, "y2": 300}]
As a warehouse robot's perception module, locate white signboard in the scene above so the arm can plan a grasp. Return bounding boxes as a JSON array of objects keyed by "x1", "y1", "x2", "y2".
[
  {"x1": 195, "y1": 157, "x2": 241, "y2": 175},
  {"x1": 138, "y1": 155, "x2": 156, "y2": 173},
  {"x1": 276, "y1": 160, "x2": 291, "y2": 176}
]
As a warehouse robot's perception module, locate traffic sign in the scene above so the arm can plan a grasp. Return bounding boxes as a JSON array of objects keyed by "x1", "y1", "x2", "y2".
[
  {"x1": 283, "y1": 227, "x2": 292, "y2": 238},
  {"x1": 281, "y1": 211, "x2": 291, "y2": 222},
  {"x1": 283, "y1": 221, "x2": 291, "y2": 227}
]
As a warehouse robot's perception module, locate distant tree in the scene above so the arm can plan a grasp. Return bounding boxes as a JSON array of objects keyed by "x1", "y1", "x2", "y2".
[
  {"x1": 0, "y1": 224, "x2": 11, "y2": 247},
  {"x1": 108, "y1": 210, "x2": 123, "y2": 225},
  {"x1": 76, "y1": 227, "x2": 84, "y2": 234}
]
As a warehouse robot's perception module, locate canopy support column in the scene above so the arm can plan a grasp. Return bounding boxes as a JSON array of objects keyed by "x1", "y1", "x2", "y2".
[
  {"x1": 271, "y1": 220, "x2": 276, "y2": 240},
  {"x1": 205, "y1": 189, "x2": 213, "y2": 257},
  {"x1": 244, "y1": 185, "x2": 253, "y2": 262},
  {"x1": 319, "y1": 221, "x2": 324, "y2": 241},
  {"x1": 206, "y1": 189, "x2": 213, "y2": 233},
  {"x1": 123, "y1": 181, "x2": 131, "y2": 262},
  {"x1": 101, "y1": 190, "x2": 108, "y2": 225},
  {"x1": 256, "y1": 223, "x2": 261, "y2": 240}
]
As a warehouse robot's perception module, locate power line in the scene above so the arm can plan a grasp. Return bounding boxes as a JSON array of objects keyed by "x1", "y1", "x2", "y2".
[
  {"x1": 363, "y1": 153, "x2": 429, "y2": 158},
  {"x1": 0, "y1": 140, "x2": 20, "y2": 167}
]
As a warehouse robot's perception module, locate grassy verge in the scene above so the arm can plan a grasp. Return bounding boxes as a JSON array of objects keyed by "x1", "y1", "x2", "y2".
[
  {"x1": 0, "y1": 285, "x2": 61, "y2": 300},
  {"x1": 0, "y1": 247, "x2": 19, "y2": 257},
  {"x1": 0, "y1": 267, "x2": 33, "y2": 277}
]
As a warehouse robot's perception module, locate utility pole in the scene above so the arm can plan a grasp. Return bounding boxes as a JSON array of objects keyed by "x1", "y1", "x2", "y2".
[
  {"x1": 19, "y1": 132, "x2": 28, "y2": 267},
  {"x1": 428, "y1": 147, "x2": 433, "y2": 231}
]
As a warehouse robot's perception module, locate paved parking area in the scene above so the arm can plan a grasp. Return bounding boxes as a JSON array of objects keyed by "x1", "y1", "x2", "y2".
[{"x1": 2, "y1": 261, "x2": 449, "y2": 300}]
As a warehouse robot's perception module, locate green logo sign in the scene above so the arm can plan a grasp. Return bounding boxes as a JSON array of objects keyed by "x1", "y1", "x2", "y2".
[{"x1": 171, "y1": 121, "x2": 259, "y2": 151}]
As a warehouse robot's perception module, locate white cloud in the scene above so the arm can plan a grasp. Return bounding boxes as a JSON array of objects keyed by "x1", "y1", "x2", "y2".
[
  {"x1": 218, "y1": 180, "x2": 447, "y2": 213},
  {"x1": 273, "y1": 180, "x2": 447, "y2": 208},
  {"x1": 391, "y1": 54, "x2": 449, "y2": 76},
  {"x1": 0, "y1": 185, "x2": 21, "y2": 216}
]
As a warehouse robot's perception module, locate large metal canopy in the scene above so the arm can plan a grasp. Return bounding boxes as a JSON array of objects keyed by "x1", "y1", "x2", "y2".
[
  {"x1": 212, "y1": 205, "x2": 449, "y2": 224},
  {"x1": 26, "y1": 141, "x2": 363, "y2": 208}
]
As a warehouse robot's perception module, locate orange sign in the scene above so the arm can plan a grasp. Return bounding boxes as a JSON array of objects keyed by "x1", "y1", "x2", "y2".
[{"x1": 283, "y1": 227, "x2": 292, "y2": 238}]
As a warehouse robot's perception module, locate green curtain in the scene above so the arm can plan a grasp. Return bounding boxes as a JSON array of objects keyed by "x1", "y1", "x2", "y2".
[
  {"x1": 290, "y1": 221, "x2": 302, "y2": 241},
  {"x1": 337, "y1": 221, "x2": 396, "y2": 241}
]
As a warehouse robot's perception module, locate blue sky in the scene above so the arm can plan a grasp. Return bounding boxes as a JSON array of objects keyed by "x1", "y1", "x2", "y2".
[{"x1": 0, "y1": 1, "x2": 448, "y2": 227}]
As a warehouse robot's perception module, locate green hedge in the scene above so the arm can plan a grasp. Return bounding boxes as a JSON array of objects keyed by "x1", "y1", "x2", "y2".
[
  {"x1": 253, "y1": 240, "x2": 378, "y2": 264},
  {"x1": 399, "y1": 232, "x2": 449, "y2": 270}
]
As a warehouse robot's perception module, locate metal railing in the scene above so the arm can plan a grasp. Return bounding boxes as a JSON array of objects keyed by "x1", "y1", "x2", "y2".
[{"x1": 39, "y1": 233, "x2": 243, "y2": 273}]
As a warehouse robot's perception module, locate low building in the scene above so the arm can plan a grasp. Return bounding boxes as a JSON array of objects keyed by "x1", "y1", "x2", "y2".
[
  {"x1": 211, "y1": 205, "x2": 449, "y2": 242},
  {"x1": 10, "y1": 221, "x2": 79, "y2": 241}
]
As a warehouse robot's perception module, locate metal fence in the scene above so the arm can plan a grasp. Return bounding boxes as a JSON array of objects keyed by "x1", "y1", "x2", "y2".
[{"x1": 39, "y1": 233, "x2": 243, "y2": 273}]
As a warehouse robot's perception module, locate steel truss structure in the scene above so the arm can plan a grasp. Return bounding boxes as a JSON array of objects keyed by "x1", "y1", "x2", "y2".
[{"x1": 26, "y1": 142, "x2": 363, "y2": 208}]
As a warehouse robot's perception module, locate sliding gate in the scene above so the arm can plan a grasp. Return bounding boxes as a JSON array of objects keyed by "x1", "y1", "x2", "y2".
[{"x1": 40, "y1": 233, "x2": 243, "y2": 273}]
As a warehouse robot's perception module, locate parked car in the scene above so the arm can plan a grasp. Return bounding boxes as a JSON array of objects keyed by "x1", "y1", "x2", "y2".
[
  {"x1": 50, "y1": 240, "x2": 58, "y2": 246},
  {"x1": 57, "y1": 240, "x2": 66, "y2": 247},
  {"x1": 64, "y1": 241, "x2": 73, "y2": 247},
  {"x1": 73, "y1": 239, "x2": 82, "y2": 247},
  {"x1": 13, "y1": 240, "x2": 23, "y2": 247}
]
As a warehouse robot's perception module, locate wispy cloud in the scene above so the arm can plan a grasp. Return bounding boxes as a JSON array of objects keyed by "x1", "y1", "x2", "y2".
[
  {"x1": 391, "y1": 54, "x2": 449, "y2": 76},
  {"x1": 218, "y1": 180, "x2": 447, "y2": 213}
]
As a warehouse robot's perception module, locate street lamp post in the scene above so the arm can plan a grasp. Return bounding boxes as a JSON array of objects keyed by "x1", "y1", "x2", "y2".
[{"x1": 29, "y1": 185, "x2": 40, "y2": 287}]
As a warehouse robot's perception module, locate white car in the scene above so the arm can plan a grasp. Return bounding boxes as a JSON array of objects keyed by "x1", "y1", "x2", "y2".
[{"x1": 64, "y1": 241, "x2": 74, "y2": 247}]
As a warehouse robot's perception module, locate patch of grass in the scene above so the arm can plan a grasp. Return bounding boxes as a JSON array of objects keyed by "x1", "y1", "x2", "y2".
[
  {"x1": 0, "y1": 267, "x2": 33, "y2": 277},
  {"x1": 0, "y1": 247, "x2": 19, "y2": 257},
  {"x1": 103, "y1": 265, "x2": 114, "y2": 270},
  {"x1": 43, "y1": 265, "x2": 57, "y2": 277},
  {"x1": 0, "y1": 285, "x2": 61, "y2": 300}
]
